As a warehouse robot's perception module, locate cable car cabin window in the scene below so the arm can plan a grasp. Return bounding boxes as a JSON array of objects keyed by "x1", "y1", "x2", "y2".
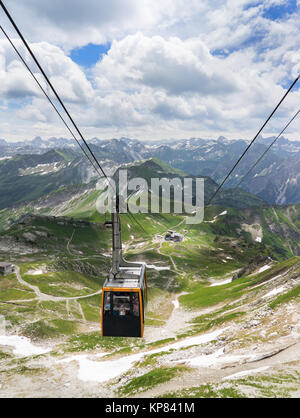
[
  {"x1": 103, "y1": 291, "x2": 111, "y2": 316},
  {"x1": 102, "y1": 290, "x2": 142, "y2": 337},
  {"x1": 132, "y1": 293, "x2": 140, "y2": 317},
  {"x1": 142, "y1": 283, "x2": 146, "y2": 305},
  {"x1": 103, "y1": 291, "x2": 140, "y2": 317},
  {"x1": 113, "y1": 293, "x2": 130, "y2": 316}
]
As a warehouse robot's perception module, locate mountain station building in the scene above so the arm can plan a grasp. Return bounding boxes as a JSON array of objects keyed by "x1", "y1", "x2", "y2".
[
  {"x1": 0, "y1": 262, "x2": 15, "y2": 276},
  {"x1": 165, "y1": 230, "x2": 184, "y2": 242}
]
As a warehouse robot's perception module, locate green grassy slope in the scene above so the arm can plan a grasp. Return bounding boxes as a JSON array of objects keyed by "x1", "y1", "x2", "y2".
[{"x1": 0, "y1": 150, "x2": 85, "y2": 210}]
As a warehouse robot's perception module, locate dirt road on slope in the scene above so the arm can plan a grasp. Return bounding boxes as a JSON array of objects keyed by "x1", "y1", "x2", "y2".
[{"x1": 14, "y1": 265, "x2": 102, "y2": 302}]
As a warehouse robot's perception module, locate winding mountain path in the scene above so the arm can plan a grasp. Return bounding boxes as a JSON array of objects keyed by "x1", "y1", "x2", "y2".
[
  {"x1": 14, "y1": 265, "x2": 102, "y2": 303},
  {"x1": 156, "y1": 240, "x2": 178, "y2": 271},
  {"x1": 66, "y1": 229, "x2": 75, "y2": 255}
]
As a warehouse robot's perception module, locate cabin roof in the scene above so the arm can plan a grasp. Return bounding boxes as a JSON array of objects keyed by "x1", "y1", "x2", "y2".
[
  {"x1": 104, "y1": 278, "x2": 141, "y2": 289},
  {"x1": 103, "y1": 264, "x2": 145, "y2": 289}
]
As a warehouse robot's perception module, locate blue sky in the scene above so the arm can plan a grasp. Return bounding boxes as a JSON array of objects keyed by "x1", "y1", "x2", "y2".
[
  {"x1": 263, "y1": 0, "x2": 297, "y2": 20},
  {"x1": 70, "y1": 43, "x2": 111, "y2": 67},
  {"x1": 243, "y1": 0, "x2": 297, "y2": 18}
]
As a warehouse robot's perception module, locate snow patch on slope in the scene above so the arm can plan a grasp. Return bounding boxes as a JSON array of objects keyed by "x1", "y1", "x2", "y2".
[
  {"x1": 0, "y1": 335, "x2": 51, "y2": 357},
  {"x1": 57, "y1": 328, "x2": 228, "y2": 383}
]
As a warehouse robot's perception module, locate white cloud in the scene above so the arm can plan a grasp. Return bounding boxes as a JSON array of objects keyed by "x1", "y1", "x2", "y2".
[
  {"x1": 0, "y1": 0, "x2": 178, "y2": 50},
  {"x1": 0, "y1": 0, "x2": 279, "y2": 51},
  {"x1": 0, "y1": 38, "x2": 94, "y2": 102},
  {"x1": 16, "y1": 102, "x2": 47, "y2": 122},
  {"x1": 0, "y1": 0, "x2": 299, "y2": 141},
  {"x1": 0, "y1": 40, "x2": 40, "y2": 99},
  {"x1": 93, "y1": 34, "x2": 237, "y2": 96},
  {"x1": 89, "y1": 32, "x2": 299, "y2": 134}
]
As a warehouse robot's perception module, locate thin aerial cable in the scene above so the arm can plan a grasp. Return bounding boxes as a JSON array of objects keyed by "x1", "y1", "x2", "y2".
[
  {"x1": 126, "y1": 211, "x2": 150, "y2": 236},
  {"x1": 207, "y1": 74, "x2": 300, "y2": 205},
  {"x1": 235, "y1": 108, "x2": 300, "y2": 189},
  {"x1": 0, "y1": 25, "x2": 103, "y2": 178},
  {"x1": 0, "y1": 0, "x2": 109, "y2": 182}
]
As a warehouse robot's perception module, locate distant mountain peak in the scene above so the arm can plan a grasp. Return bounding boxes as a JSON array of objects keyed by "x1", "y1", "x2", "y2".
[
  {"x1": 217, "y1": 136, "x2": 227, "y2": 142},
  {"x1": 31, "y1": 136, "x2": 43, "y2": 145}
]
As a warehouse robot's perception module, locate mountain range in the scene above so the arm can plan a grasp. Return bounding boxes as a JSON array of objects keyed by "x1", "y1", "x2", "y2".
[{"x1": 1, "y1": 134, "x2": 300, "y2": 205}]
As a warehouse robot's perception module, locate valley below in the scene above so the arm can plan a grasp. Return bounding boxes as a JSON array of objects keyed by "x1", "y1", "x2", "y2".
[
  {"x1": 0, "y1": 207, "x2": 299, "y2": 398},
  {"x1": 0, "y1": 140, "x2": 299, "y2": 398}
]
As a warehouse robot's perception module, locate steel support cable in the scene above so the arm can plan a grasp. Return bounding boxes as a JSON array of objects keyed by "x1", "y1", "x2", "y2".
[
  {"x1": 235, "y1": 108, "x2": 300, "y2": 189},
  {"x1": 207, "y1": 74, "x2": 300, "y2": 205},
  {"x1": 0, "y1": 25, "x2": 104, "y2": 178}
]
